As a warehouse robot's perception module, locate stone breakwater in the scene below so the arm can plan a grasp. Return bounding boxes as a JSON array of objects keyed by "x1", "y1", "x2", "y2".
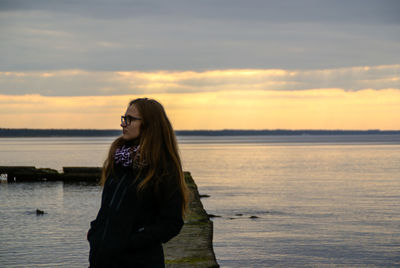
[{"x1": 0, "y1": 166, "x2": 219, "y2": 268}]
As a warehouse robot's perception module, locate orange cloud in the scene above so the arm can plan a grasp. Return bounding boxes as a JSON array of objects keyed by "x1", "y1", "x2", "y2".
[{"x1": 1, "y1": 65, "x2": 399, "y2": 96}]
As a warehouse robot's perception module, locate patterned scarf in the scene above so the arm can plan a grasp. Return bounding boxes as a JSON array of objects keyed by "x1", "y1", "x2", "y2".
[{"x1": 114, "y1": 144, "x2": 147, "y2": 169}]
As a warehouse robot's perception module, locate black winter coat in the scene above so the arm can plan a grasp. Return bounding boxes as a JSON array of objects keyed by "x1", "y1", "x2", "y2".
[{"x1": 87, "y1": 166, "x2": 184, "y2": 268}]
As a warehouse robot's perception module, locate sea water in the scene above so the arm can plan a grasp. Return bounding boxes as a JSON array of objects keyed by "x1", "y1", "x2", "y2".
[{"x1": 0, "y1": 135, "x2": 399, "y2": 267}]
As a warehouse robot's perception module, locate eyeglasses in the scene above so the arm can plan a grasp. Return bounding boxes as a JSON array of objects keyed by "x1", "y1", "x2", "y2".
[{"x1": 121, "y1": 115, "x2": 142, "y2": 126}]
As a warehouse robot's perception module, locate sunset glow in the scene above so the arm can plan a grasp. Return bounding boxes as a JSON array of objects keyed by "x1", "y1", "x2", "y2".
[
  {"x1": 1, "y1": 1, "x2": 399, "y2": 131},
  {"x1": 1, "y1": 87, "x2": 399, "y2": 130}
]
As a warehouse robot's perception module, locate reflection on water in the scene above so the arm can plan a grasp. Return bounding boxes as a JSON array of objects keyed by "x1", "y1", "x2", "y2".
[
  {"x1": 1, "y1": 136, "x2": 400, "y2": 267},
  {"x1": 0, "y1": 182, "x2": 101, "y2": 267},
  {"x1": 181, "y1": 140, "x2": 400, "y2": 267}
]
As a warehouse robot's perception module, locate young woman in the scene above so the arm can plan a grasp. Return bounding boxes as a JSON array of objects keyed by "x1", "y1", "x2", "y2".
[{"x1": 87, "y1": 98, "x2": 189, "y2": 268}]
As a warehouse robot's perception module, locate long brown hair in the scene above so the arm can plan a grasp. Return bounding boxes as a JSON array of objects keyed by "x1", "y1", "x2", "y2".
[{"x1": 100, "y1": 98, "x2": 188, "y2": 216}]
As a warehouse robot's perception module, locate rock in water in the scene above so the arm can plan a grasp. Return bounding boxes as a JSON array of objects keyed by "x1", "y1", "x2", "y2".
[{"x1": 36, "y1": 209, "x2": 45, "y2": 215}]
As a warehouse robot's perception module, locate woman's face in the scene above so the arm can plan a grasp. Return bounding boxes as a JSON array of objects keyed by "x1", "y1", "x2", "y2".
[{"x1": 121, "y1": 104, "x2": 142, "y2": 140}]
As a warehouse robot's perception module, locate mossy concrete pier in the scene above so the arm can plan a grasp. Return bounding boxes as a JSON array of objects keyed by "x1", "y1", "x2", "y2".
[
  {"x1": 0, "y1": 166, "x2": 219, "y2": 268},
  {"x1": 164, "y1": 172, "x2": 219, "y2": 268}
]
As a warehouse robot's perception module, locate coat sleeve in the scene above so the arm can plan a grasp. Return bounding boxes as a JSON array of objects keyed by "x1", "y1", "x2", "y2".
[
  {"x1": 130, "y1": 186, "x2": 184, "y2": 249},
  {"x1": 87, "y1": 177, "x2": 113, "y2": 241}
]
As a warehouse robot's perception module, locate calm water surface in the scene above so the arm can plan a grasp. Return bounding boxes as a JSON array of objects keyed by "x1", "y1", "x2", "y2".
[{"x1": 1, "y1": 136, "x2": 400, "y2": 267}]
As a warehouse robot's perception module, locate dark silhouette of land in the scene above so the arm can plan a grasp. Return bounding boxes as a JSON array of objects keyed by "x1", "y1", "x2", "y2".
[{"x1": 0, "y1": 128, "x2": 399, "y2": 137}]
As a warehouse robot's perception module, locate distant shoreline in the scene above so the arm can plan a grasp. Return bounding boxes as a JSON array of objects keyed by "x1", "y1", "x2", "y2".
[{"x1": 1, "y1": 128, "x2": 400, "y2": 137}]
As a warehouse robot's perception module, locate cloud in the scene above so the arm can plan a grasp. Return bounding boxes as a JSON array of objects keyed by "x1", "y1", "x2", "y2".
[
  {"x1": 1, "y1": 0, "x2": 399, "y2": 71},
  {"x1": 2, "y1": 0, "x2": 399, "y2": 24},
  {"x1": 0, "y1": 65, "x2": 399, "y2": 96}
]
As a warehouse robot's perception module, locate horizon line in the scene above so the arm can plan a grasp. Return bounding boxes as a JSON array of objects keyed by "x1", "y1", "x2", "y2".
[{"x1": 1, "y1": 128, "x2": 399, "y2": 131}]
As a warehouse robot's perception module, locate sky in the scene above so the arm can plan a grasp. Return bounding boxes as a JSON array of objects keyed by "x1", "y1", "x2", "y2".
[{"x1": 1, "y1": 0, "x2": 400, "y2": 130}]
